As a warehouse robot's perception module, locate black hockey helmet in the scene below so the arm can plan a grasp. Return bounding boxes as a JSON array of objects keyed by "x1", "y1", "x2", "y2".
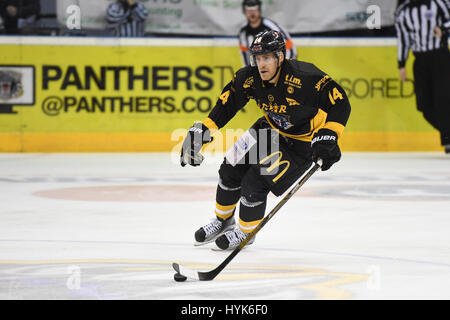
[
  {"x1": 242, "y1": 0, "x2": 261, "y2": 11},
  {"x1": 249, "y1": 30, "x2": 286, "y2": 67}
]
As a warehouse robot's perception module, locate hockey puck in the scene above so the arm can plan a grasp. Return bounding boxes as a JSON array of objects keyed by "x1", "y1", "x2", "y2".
[{"x1": 174, "y1": 272, "x2": 187, "y2": 282}]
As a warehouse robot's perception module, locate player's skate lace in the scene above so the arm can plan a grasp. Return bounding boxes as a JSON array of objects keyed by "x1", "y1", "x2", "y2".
[
  {"x1": 224, "y1": 228, "x2": 248, "y2": 246},
  {"x1": 203, "y1": 219, "x2": 222, "y2": 236}
]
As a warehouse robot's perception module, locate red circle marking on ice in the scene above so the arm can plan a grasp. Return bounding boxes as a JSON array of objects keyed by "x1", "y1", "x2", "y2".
[{"x1": 33, "y1": 185, "x2": 217, "y2": 202}]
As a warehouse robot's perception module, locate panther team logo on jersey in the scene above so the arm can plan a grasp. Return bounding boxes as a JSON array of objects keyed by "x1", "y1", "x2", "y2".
[{"x1": 268, "y1": 113, "x2": 293, "y2": 130}]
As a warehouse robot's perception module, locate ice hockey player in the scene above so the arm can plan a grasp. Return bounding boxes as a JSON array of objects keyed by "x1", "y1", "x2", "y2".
[{"x1": 180, "y1": 30, "x2": 351, "y2": 250}]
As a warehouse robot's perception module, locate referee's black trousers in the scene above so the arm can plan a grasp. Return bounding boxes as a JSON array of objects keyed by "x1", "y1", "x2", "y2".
[{"x1": 413, "y1": 48, "x2": 450, "y2": 146}]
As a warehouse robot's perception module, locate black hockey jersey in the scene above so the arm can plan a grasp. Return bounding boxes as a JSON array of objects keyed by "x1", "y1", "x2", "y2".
[{"x1": 203, "y1": 59, "x2": 351, "y2": 142}]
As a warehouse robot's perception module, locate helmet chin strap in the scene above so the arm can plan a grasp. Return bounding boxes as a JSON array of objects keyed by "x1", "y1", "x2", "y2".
[{"x1": 267, "y1": 65, "x2": 280, "y2": 82}]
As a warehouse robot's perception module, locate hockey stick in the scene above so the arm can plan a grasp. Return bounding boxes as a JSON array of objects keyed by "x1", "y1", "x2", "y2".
[{"x1": 172, "y1": 159, "x2": 322, "y2": 281}]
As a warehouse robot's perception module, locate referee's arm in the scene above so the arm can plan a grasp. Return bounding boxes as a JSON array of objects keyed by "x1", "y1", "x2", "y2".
[
  {"x1": 435, "y1": 0, "x2": 450, "y2": 32},
  {"x1": 394, "y1": 10, "x2": 410, "y2": 69}
]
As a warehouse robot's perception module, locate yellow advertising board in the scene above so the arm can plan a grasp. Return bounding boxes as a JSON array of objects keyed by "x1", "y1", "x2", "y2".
[{"x1": 0, "y1": 37, "x2": 441, "y2": 152}]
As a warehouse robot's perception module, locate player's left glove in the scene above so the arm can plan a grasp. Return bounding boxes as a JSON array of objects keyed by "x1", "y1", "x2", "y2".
[
  {"x1": 311, "y1": 128, "x2": 341, "y2": 171},
  {"x1": 180, "y1": 122, "x2": 213, "y2": 167}
]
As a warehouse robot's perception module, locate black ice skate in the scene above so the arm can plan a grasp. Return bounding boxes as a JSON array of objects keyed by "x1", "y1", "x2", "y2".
[
  {"x1": 214, "y1": 227, "x2": 255, "y2": 251},
  {"x1": 194, "y1": 216, "x2": 236, "y2": 246}
]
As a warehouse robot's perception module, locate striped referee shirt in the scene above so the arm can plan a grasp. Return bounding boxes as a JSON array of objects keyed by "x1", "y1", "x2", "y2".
[
  {"x1": 106, "y1": 1, "x2": 148, "y2": 37},
  {"x1": 238, "y1": 17, "x2": 297, "y2": 67},
  {"x1": 395, "y1": 0, "x2": 450, "y2": 68}
]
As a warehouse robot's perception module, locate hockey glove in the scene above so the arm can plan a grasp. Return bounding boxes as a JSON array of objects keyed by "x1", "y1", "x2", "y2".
[
  {"x1": 311, "y1": 128, "x2": 341, "y2": 171},
  {"x1": 180, "y1": 122, "x2": 213, "y2": 167}
]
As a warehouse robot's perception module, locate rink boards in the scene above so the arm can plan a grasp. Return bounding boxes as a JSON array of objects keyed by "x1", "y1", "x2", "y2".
[{"x1": 0, "y1": 36, "x2": 444, "y2": 152}]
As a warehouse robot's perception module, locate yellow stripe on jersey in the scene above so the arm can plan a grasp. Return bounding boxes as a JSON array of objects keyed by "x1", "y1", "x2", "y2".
[
  {"x1": 203, "y1": 117, "x2": 219, "y2": 131},
  {"x1": 239, "y1": 218, "x2": 263, "y2": 233},
  {"x1": 215, "y1": 202, "x2": 237, "y2": 220},
  {"x1": 323, "y1": 121, "x2": 345, "y2": 139}
]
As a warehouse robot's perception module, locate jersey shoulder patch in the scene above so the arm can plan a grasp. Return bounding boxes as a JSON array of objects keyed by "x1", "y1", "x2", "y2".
[
  {"x1": 314, "y1": 74, "x2": 333, "y2": 92},
  {"x1": 233, "y1": 65, "x2": 258, "y2": 87}
]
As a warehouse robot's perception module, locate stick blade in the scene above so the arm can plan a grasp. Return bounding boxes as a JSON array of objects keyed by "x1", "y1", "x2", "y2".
[
  {"x1": 197, "y1": 269, "x2": 218, "y2": 281},
  {"x1": 172, "y1": 262, "x2": 200, "y2": 281},
  {"x1": 172, "y1": 262, "x2": 217, "y2": 281}
]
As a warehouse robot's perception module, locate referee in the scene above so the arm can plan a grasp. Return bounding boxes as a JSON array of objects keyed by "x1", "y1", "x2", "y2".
[
  {"x1": 238, "y1": 0, "x2": 297, "y2": 67},
  {"x1": 395, "y1": 0, "x2": 450, "y2": 153}
]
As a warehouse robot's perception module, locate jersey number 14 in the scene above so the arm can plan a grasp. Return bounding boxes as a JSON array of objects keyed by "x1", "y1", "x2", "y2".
[{"x1": 328, "y1": 87, "x2": 343, "y2": 105}]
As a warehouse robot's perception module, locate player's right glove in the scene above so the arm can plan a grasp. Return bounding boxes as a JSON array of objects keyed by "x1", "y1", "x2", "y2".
[
  {"x1": 311, "y1": 128, "x2": 341, "y2": 171},
  {"x1": 180, "y1": 122, "x2": 213, "y2": 167}
]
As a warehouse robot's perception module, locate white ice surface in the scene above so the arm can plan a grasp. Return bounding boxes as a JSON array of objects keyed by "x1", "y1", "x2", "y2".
[{"x1": 0, "y1": 152, "x2": 449, "y2": 300}]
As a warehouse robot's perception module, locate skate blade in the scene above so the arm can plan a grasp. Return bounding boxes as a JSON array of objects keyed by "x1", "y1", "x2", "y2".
[
  {"x1": 211, "y1": 246, "x2": 233, "y2": 251},
  {"x1": 211, "y1": 237, "x2": 255, "y2": 251},
  {"x1": 193, "y1": 239, "x2": 216, "y2": 247}
]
